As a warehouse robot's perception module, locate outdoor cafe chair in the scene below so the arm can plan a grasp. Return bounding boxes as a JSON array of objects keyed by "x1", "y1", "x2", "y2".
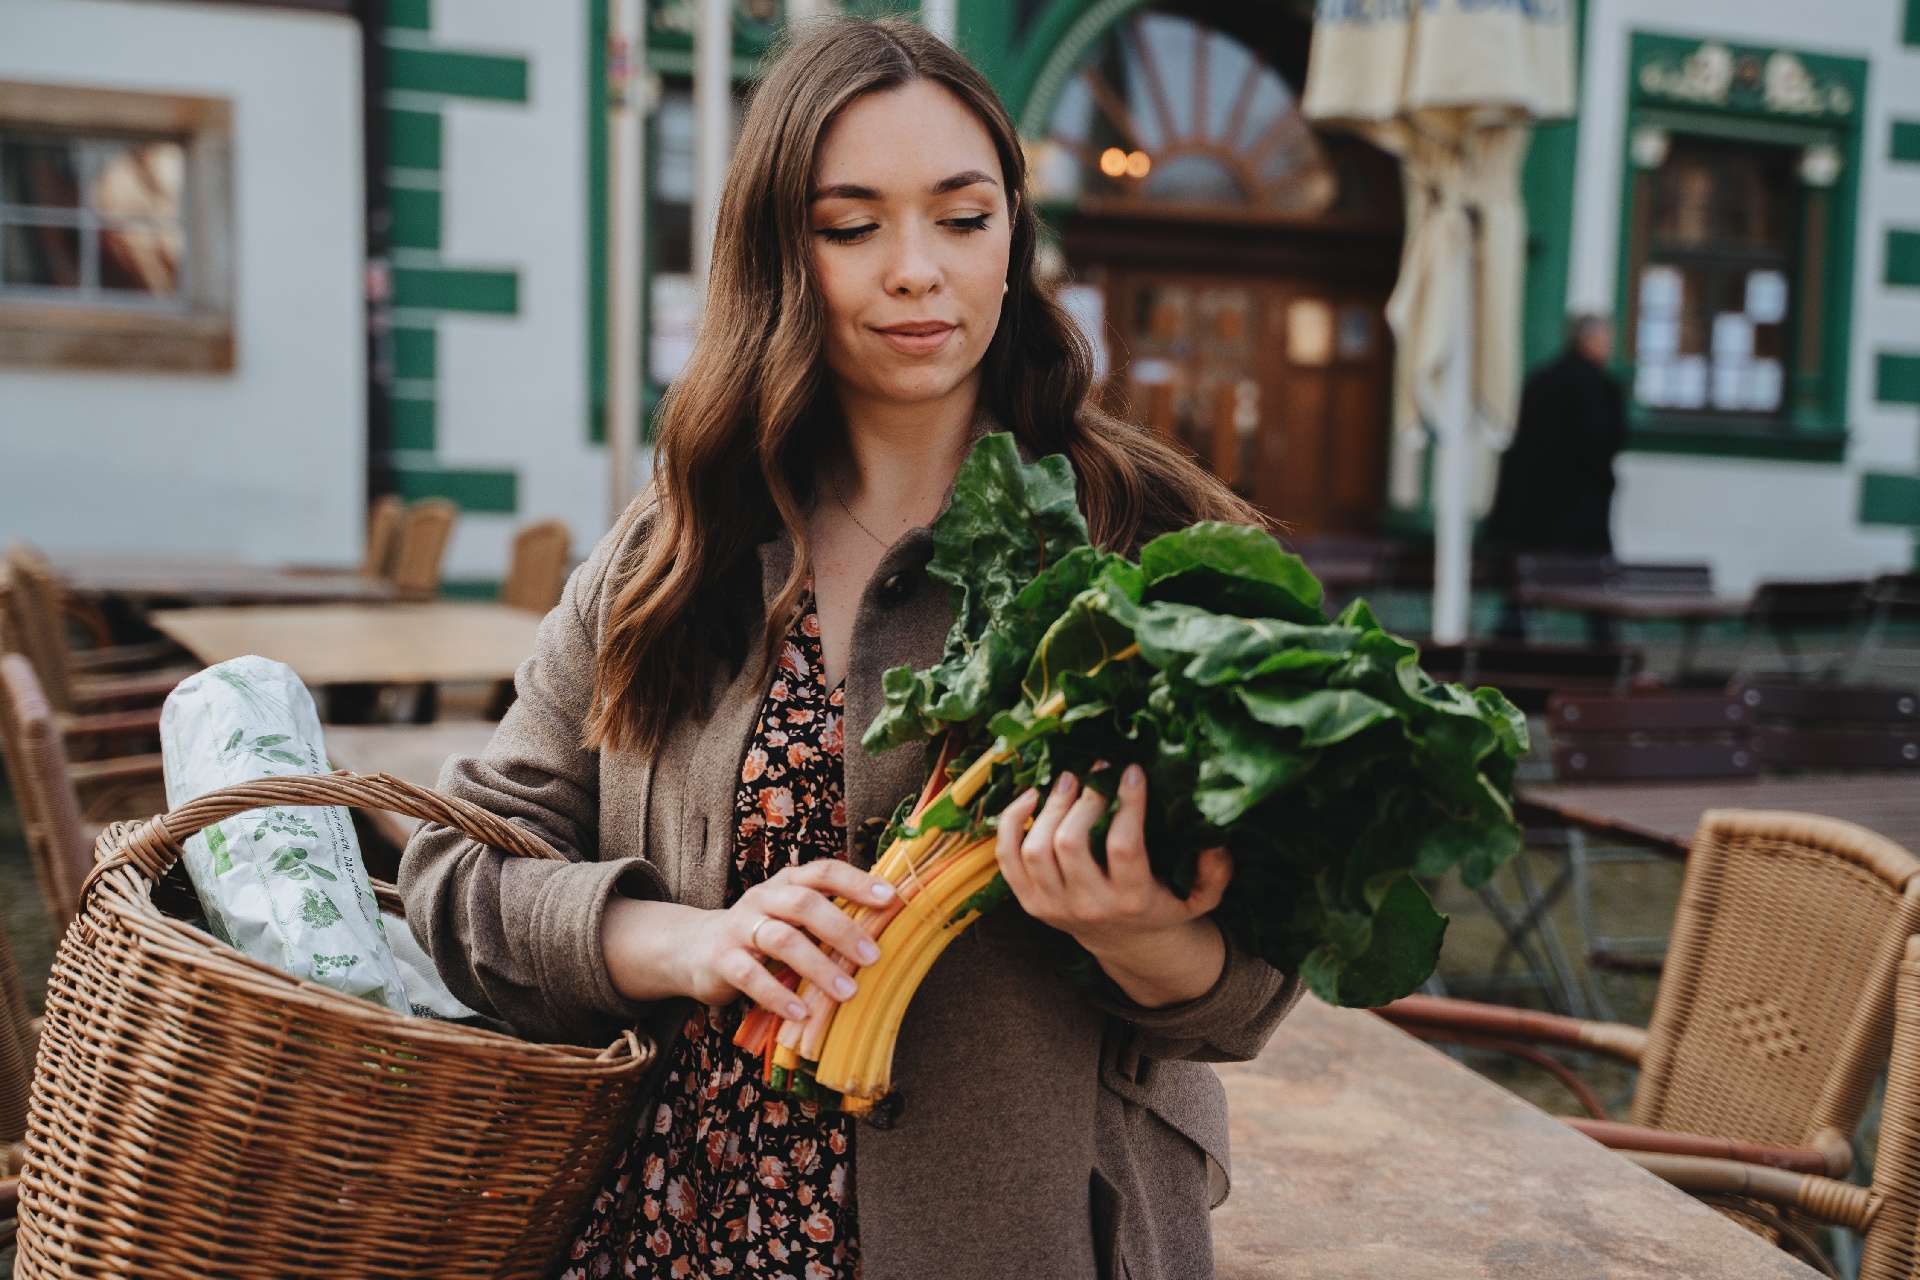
[
  {"x1": 1631, "y1": 934, "x2": 1920, "y2": 1279},
  {"x1": 500, "y1": 519, "x2": 572, "y2": 615},
  {"x1": 390, "y1": 497, "x2": 459, "y2": 599},
  {"x1": 1740, "y1": 679, "x2": 1920, "y2": 771},
  {"x1": 1383, "y1": 809, "x2": 1920, "y2": 1187},
  {"x1": 0, "y1": 654, "x2": 152, "y2": 931},
  {"x1": 0, "y1": 545, "x2": 192, "y2": 734},
  {"x1": 361, "y1": 493, "x2": 404, "y2": 580},
  {"x1": 1853, "y1": 572, "x2": 1920, "y2": 684},
  {"x1": 1742, "y1": 578, "x2": 1870, "y2": 682}
]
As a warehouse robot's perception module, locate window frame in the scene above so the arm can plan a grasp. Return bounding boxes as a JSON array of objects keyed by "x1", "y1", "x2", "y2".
[
  {"x1": 0, "y1": 80, "x2": 234, "y2": 373},
  {"x1": 1613, "y1": 32, "x2": 1867, "y2": 463}
]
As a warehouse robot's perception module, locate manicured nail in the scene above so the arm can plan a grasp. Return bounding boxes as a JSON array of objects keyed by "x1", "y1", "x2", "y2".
[
  {"x1": 869, "y1": 881, "x2": 895, "y2": 902},
  {"x1": 1123, "y1": 764, "x2": 1145, "y2": 788},
  {"x1": 787, "y1": 1001, "x2": 808, "y2": 1020},
  {"x1": 834, "y1": 976, "x2": 857, "y2": 1000},
  {"x1": 1057, "y1": 773, "x2": 1079, "y2": 799},
  {"x1": 1018, "y1": 787, "x2": 1038, "y2": 807},
  {"x1": 856, "y1": 939, "x2": 880, "y2": 965}
]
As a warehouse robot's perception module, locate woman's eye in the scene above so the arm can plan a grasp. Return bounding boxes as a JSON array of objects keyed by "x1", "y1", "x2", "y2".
[
  {"x1": 816, "y1": 223, "x2": 878, "y2": 244},
  {"x1": 944, "y1": 213, "x2": 991, "y2": 233}
]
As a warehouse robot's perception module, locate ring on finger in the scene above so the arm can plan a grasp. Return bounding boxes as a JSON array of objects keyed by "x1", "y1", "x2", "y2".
[{"x1": 748, "y1": 916, "x2": 773, "y2": 955}]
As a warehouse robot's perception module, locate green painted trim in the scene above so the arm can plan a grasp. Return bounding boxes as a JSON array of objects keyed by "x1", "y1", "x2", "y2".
[
  {"x1": 1614, "y1": 31, "x2": 1866, "y2": 444},
  {"x1": 388, "y1": 186, "x2": 441, "y2": 251},
  {"x1": 390, "y1": 397, "x2": 436, "y2": 452},
  {"x1": 1861, "y1": 473, "x2": 1920, "y2": 527},
  {"x1": 1892, "y1": 120, "x2": 1920, "y2": 164},
  {"x1": 392, "y1": 266, "x2": 518, "y2": 314},
  {"x1": 1888, "y1": 230, "x2": 1920, "y2": 287},
  {"x1": 385, "y1": 47, "x2": 529, "y2": 103},
  {"x1": 386, "y1": 109, "x2": 442, "y2": 170},
  {"x1": 394, "y1": 466, "x2": 518, "y2": 513},
  {"x1": 1879, "y1": 353, "x2": 1920, "y2": 405},
  {"x1": 1907, "y1": 0, "x2": 1920, "y2": 45},
  {"x1": 388, "y1": 0, "x2": 429, "y2": 31},
  {"x1": 588, "y1": 0, "x2": 608, "y2": 445},
  {"x1": 1520, "y1": 0, "x2": 1587, "y2": 376},
  {"x1": 1014, "y1": 0, "x2": 1147, "y2": 138},
  {"x1": 439, "y1": 578, "x2": 501, "y2": 600},
  {"x1": 1625, "y1": 427, "x2": 1848, "y2": 463},
  {"x1": 1630, "y1": 31, "x2": 1862, "y2": 122},
  {"x1": 392, "y1": 326, "x2": 437, "y2": 380}
]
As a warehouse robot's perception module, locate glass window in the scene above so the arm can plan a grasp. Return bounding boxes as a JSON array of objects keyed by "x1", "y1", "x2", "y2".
[
  {"x1": 1628, "y1": 135, "x2": 1800, "y2": 419},
  {"x1": 0, "y1": 131, "x2": 187, "y2": 304}
]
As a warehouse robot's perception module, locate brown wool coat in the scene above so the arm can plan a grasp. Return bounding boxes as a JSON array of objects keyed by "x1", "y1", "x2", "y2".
[{"x1": 399, "y1": 505, "x2": 1302, "y2": 1280}]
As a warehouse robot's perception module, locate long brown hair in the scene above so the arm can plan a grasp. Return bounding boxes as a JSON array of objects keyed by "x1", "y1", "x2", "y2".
[{"x1": 588, "y1": 15, "x2": 1258, "y2": 755}]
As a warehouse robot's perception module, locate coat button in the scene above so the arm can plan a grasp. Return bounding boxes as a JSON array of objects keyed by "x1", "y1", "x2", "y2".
[
  {"x1": 850, "y1": 815, "x2": 888, "y2": 863},
  {"x1": 878, "y1": 573, "x2": 911, "y2": 606},
  {"x1": 864, "y1": 1090, "x2": 905, "y2": 1130}
]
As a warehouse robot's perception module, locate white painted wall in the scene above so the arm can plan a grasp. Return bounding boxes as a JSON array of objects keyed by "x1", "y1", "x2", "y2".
[
  {"x1": 1570, "y1": 0, "x2": 1920, "y2": 592},
  {"x1": 428, "y1": 0, "x2": 618, "y2": 581},
  {"x1": 0, "y1": 0, "x2": 365, "y2": 565}
]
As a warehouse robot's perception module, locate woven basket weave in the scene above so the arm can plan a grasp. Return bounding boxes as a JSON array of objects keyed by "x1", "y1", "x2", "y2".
[{"x1": 14, "y1": 772, "x2": 655, "y2": 1279}]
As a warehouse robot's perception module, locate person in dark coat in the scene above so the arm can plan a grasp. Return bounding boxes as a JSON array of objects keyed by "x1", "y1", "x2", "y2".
[
  {"x1": 1486, "y1": 314, "x2": 1625, "y2": 554},
  {"x1": 1485, "y1": 314, "x2": 1625, "y2": 640}
]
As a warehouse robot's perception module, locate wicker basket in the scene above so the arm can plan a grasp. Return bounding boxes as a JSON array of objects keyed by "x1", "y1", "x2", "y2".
[{"x1": 14, "y1": 772, "x2": 655, "y2": 1279}]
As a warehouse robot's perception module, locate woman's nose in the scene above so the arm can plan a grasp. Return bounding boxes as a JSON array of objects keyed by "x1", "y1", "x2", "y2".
[{"x1": 882, "y1": 226, "x2": 941, "y2": 298}]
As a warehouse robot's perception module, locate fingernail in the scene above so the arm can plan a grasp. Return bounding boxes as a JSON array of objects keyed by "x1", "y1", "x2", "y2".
[
  {"x1": 834, "y1": 976, "x2": 857, "y2": 1000},
  {"x1": 1123, "y1": 764, "x2": 1144, "y2": 788},
  {"x1": 1018, "y1": 787, "x2": 1038, "y2": 807},
  {"x1": 856, "y1": 939, "x2": 880, "y2": 965},
  {"x1": 1057, "y1": 773, "x2": 1079, "y2": 798},
  {"x1": 787, "y1": 1001, "x2": 808, "y2": 1020},
  {"x1": 869, "y1": 881, "x2": 895, "y2": 902}
]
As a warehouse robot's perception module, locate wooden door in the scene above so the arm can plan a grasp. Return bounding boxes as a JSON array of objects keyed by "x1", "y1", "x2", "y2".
[{"x1": 1101, "y1": 268, "x2": 1391, "y2": 536}]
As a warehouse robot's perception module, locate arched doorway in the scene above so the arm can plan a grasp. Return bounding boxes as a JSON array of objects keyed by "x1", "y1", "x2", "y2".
[{"x1": 1031, "y1": 5, "x2": 1403, "y2": 536}]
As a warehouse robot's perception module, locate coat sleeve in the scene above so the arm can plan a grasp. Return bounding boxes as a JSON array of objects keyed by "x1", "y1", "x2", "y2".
[
  {"x1": 397, "y1": 516, "x2": 667, "y2": 1044},
  {"x1": 1089, "y1": 929, "x2": 1303, "y2": 1063}
]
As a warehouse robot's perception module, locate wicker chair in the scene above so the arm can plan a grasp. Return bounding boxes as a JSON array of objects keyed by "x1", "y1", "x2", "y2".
[
  {"x1": 0, "y1": 545, "x2": 190, "y2": 726},
  {"x1": 1383, "y1": 809, "x2": 1920, "y2": 1179},
  {"x1": 1635, "y1": 933, "x2": 1920, "y2": 1278},
  {"x1": 361, "y1": 493, "x2": 405, "y2": 580},
  {"x1": 390, "y1": 498, "x2": 458, "y2": 599},
  {"x1": 500, "y1": 520, "x2": 571, "y2": 614}
]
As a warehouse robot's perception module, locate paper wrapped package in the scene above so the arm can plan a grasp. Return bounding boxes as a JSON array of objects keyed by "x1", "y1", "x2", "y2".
[{"x1": 160, "y1": 656, "x2": 410, "y2": 1012}]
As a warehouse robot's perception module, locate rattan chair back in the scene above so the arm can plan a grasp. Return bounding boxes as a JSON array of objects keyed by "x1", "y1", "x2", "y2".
[
  {"x1": 391, "y1": 498, "x2": 458, "y2": 599},
  {"x1": 362, "y1": 493, "x2": 405, "y2": 579},
  {"x1": 0, "y1": 655, "x2": 93, "y2": 932},
  {"x1": 1850, "y1": 936, "x2": 1920, "y2": 1280},
  {"x1": 500, "y1": 520, "x2": 571, "y2": 614},
  {"x1": 14, "y1": 772, "x2": 655, "y2": 1279},
  {"x1": 0, "y1": 907, "x2": 36, "y2": 1153},
  {"x1": 0, "y1": 546, "x2": 77, "y2": 714},
  {"x1": 1629, "y1": 810, "x2": 1920, "y2": 1163}
]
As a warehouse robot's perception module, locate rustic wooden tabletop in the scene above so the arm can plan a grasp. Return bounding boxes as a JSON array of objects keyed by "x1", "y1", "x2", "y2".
[
  {"x1": 149, "y1": 602, "x2": 541, "y2": 686},
  {"x1": 1518, "y1": 773, "x2": 1920, "y2": 855},
  {"x1": 1211, "y1": 995, "x2": 1819, "y2": 1279},
  {"x1": 50, "y1": 552, "x2": 398, "y2": 605}
]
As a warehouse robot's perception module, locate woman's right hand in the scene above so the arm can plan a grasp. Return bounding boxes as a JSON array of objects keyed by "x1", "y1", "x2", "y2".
[{"x1": 601, "y1": 860, "x2": 896, "y2": 1021}]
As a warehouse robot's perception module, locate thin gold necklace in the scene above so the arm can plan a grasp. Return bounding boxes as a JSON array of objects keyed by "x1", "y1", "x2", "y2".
[{"x1": 830, "y1": 472, "x2": 891, "y2": 550}]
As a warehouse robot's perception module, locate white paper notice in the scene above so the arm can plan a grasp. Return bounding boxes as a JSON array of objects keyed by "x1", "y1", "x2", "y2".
[
  {"x1": 1748, "y1": 358, "x2": 1784, "y2": 411},
  {"x1": 1640, "y1": 265, "x2": 1683, "y2": 316},
  {"x1": 1673, "y1": 356, "x2": 1708, "y2": 409},
  {"x1": 1712, "y1": 313, "x2": 1755, "y2": 360},
  {"x1": 1712, "y1": 361, "x2": 1748, "y2": 410},
  {"x1": 1637, "y1": 316, "x2": 1679, "y2": 360},
  {"x1": 1635, "y1": 360, "x2": 1672, "y2": 407},
  {"x1": 1745, "y1": 270, "x2": 1789, "y2": 325}
]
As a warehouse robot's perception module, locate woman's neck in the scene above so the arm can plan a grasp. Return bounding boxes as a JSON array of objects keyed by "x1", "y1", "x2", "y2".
[{"x1": 830, "y1": 374, "x2": 978, "y2": 532}]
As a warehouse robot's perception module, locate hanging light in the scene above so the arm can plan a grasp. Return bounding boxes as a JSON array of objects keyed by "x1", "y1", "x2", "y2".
[
  {"x1": 1124, "y1": 150, "x2": 1152, "y2": 178},
  {"x1": 1099, "y1": 147, "x2": 1128, "y2": 178}
]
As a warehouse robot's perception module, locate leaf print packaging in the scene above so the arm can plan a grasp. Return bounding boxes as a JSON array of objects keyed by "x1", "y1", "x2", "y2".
[{"x1": 159, "y1": 655, "x2": 409, "y2": 1012}]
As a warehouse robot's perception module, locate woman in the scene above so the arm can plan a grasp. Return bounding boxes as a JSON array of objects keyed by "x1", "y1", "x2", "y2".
[{"x1": 400, "y1": 16, "x2": 1299, "y2": 1280}]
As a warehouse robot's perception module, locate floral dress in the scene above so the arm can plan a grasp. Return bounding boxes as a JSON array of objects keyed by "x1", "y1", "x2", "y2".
[{"x1": 563, "y1": 598, "x2": 860, "y2": 1280}]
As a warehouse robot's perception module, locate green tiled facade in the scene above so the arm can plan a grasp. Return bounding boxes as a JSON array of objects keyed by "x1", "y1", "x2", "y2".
[
  {"x1": 1888, "y1": 230, "x2": 1920, "y2": 287},
  {"x1": 1893, "y1": 120, "x2": 1920, "y2": 164},
  {"x1": 1879, "y1": 354, "x2": 1920, "y2": 406}
]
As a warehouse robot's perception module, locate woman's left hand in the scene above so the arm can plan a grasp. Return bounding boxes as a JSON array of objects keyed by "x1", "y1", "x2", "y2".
[{"x1": 995, "y1": 764, "x2": 1230, "y2": 1008}]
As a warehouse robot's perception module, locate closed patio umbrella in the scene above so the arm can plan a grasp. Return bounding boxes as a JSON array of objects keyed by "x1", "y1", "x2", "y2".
[{"x1": 1303, "y1": 0, "x2": 1575, "y2": 643}]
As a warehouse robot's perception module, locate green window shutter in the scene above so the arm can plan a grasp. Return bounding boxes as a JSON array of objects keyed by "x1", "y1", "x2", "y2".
[
  {"x1": 1878, "y1": 353, "x2": 1920, "y2": 405},
  {"x1": 1889, "y1": 230, "x2": 1920, "y2": 287}
]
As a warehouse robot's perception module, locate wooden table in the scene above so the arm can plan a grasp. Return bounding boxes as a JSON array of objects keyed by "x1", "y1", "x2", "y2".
[
  {"x1": 1516, "y1": 586, "x2": 1749, "y2": 679},
  {"x1": 1518, "y1": 773, "x2": 1920, "y2": 855},
  {"x1": 324, "y1": 722, "x2": 499, "y2": 849},
  {"x1": 149, "y1": 603, "x2": 541, "y2": 687},
  {"x1": 50, "y1": 553, "x2": 398, "y2": 605},
  {"x1": 1212, "y1": 996, "x2": 1818, "y2": 1279}
]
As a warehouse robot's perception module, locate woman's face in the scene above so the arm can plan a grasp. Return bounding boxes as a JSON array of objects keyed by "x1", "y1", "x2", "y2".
[{"x1": 809, "y1": 78, "x2": 1013, "y2": 414}]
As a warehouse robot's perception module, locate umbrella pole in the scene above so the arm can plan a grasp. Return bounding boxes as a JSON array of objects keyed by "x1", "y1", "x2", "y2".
[{"x1": 1432, "y1": 275, "x2": 1474, "y2": 646}]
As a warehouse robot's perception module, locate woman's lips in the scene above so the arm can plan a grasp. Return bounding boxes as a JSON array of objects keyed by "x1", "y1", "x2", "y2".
[{"x1": 873, "y1": 320, "x2": 956, "y2": 357}]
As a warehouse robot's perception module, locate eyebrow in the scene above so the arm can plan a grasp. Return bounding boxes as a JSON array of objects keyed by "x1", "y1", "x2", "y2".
[{"x1": 809, "y1": 170, "x2": 1000, "y2": 202}]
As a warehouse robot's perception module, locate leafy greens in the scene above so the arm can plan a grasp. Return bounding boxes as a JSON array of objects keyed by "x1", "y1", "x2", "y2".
[{"x1": 863, "y1": 434, "x2": 1527, "y2": 1007}]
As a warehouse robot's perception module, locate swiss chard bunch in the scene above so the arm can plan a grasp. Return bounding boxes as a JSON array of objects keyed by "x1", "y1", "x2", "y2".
[{"x1": 863, "y1": 434, "x2": 1527, "y2": 1007}]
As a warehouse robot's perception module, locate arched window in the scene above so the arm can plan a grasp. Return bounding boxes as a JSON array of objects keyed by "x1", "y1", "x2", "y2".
[{"x1": 1032, "y1": 11, "x2": 1335, "y2": 218}]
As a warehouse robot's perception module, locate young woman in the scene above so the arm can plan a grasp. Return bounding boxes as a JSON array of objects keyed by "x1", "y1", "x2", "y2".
[{"x1": 400, "y1": 17, "x2": 1299, "y2": 1280}]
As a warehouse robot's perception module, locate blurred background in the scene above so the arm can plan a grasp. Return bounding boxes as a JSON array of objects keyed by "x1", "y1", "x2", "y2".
[{"x1": 1, "y1": 2, "x2": 1920, "y2": 1269}]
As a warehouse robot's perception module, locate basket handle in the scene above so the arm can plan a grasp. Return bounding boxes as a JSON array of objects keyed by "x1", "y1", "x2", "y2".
[{"x1": 87, "y1": 770, "x2": 563, "y2": 901}]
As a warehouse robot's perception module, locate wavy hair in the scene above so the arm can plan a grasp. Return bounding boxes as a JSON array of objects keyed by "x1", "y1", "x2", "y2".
[{"x1": 588, "y1": 15, "x2": 1259, "y2": 755}]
